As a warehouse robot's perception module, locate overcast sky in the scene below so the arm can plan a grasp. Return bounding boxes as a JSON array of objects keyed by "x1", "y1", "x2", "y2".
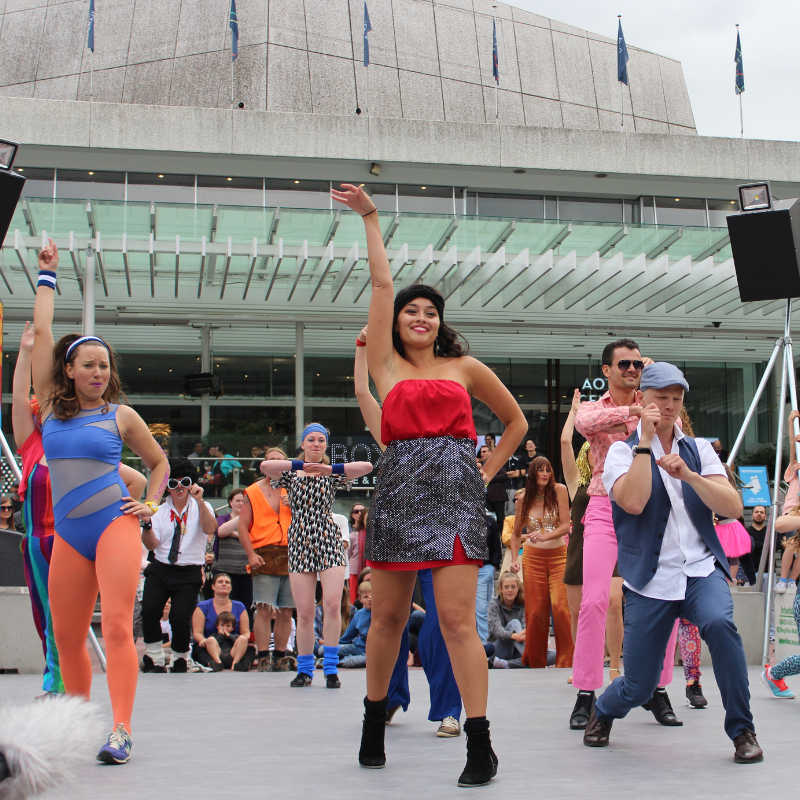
[{"x1": 510, "y1": 0, "x2": 798, "y2": 142}]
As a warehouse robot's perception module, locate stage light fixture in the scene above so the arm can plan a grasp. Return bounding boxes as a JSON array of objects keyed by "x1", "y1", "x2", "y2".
[
  {"x1": 0, "y1": 139, "x2": 18, "y2": 170},
  {"x1": 739, "y1": 182, "x2": 771, "y2": 211}
]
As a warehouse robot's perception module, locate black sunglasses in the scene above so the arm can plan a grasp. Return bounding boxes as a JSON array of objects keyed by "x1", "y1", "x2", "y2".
[
  {"x1": 617, "y1": 359, "x2": 644, "y2": 371},
  {"x1": 0, "y1": 505, "x2": 12, "y2": 510},
  {"x1": 167, "y1": 477, "x2": 193, "y2": 490}
]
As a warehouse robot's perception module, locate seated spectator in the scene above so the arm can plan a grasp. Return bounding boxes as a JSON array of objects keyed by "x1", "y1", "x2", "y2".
[
  {"x1": 192, "y1": 573, "x2": 253, "y2": 672},
  {"x1": 206, "y1": 611, "x2": 251, "y2": 671},
  {"x1": 337, "y1": 581, "x2": 372, "y2": 668},
  {"x1": 0, "y1": 495, "x2": 21, "y2": 532},
  {"x1": 187, "y1": 441, "x2": 205, "y2": 470},
  {"x1": 488, "y1": 571, "x2": 526, "y2": 668}
]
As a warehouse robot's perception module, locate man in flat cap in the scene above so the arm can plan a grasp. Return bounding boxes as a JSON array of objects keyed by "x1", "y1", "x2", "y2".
[{"x1": 583, "y1": 362, "x2": 763, "y2": 764}]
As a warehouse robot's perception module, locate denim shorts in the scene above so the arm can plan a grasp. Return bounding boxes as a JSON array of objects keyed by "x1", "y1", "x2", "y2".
[{"x1": 252, "y1": 573, "x2": 294, "y2": 608}]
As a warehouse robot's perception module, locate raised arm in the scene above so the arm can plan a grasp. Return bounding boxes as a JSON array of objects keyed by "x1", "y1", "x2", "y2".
[
  {"x1": 260, "y1": 459, "x2": 293, "y2": 478},
  {"x1": 331, "y1": 184, "x2": 395, "y2": 388},
  {"x1": 560, "y1": 388, "x2": 582, "y2": 501},
  {"x1": 31, "y1": 241, "x2": 58, "y2": 407},
  {"x1": 465, "y1": 357, "x2": 527, "y2": 484},
  {"x1": 11, "y1": 322, "x2": 36, "y2": 447},
  {"x1": 354, "y1": 325, "x2": 385, "y2": 450}
]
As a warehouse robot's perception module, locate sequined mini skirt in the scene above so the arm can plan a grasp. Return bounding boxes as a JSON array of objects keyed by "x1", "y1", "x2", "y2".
[{"x1": 365, "y1": 436, "x2": 488, "y2": 564}]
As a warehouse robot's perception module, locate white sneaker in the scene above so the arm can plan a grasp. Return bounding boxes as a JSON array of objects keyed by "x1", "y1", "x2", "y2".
[
  {"x1": 776, "y1": 579, "x2": 788, "y2": 595},
  {"x1": 436, "y1": 716, "x2": 461, "y2": 737}
]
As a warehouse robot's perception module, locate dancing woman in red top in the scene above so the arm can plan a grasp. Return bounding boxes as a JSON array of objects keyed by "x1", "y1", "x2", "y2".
[{"x1": 333, "y1": 184, "x2": 527, "y2": 787}]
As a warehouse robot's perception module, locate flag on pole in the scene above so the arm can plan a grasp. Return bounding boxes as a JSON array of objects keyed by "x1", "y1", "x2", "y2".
[
  {"x1": 734, "y1": 28, "x2": 744, "y2": 95},
  {"x1": 87, "y1": 0, "x2": 95, "y2": 52},
  {"x1": 617, "y1": 18, "x2": 629, "y2": 85},
  {"x1": 229, "y1": 0, "x2": 239, "y2": 61},
  {"x1": 492, "y1": 18, "x2": 499, "y2": 84},
  {"x1": 363, "y1": 2, "x2": 372, "y2": 66}
]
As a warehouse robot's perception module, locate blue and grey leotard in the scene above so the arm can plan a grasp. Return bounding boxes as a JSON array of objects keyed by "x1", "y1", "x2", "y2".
[{"x1": 42, "y1": 404, "x2": 128, "y2": 561}]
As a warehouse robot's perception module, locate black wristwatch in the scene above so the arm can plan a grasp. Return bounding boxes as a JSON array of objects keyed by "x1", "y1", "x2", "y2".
[
  {"x1": 141, "y1": 520, "x2": 153, "y2": 530},
  {"x1": 633, "y1": 446, "x2": 652, "y2": 456}
]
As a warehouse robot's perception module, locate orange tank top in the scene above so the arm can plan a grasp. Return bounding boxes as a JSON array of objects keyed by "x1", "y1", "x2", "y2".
[{"x1": 245, "y1": 481, "x2": 291, "y2": 548}]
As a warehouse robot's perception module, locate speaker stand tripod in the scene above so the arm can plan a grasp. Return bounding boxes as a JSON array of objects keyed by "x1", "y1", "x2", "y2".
[{"x1": 726, "y1": 298, "x2": 800, "y2": 665}]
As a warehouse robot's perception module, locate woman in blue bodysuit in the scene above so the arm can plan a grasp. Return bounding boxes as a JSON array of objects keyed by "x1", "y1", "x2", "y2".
[{"x1": 31, "y1": 240, "x2": 170, "y2": 766}]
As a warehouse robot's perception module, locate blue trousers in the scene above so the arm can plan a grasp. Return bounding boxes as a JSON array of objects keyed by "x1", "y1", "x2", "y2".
[
  {"x1": 595, "y1": 567, "x2": 754, "y2": 741},
  {"x1": 387, "y1": 569, "x2": 462, "y2": 722},
  {"x1": 476, "y1": 564, "x2": 495, "y2": 644}
]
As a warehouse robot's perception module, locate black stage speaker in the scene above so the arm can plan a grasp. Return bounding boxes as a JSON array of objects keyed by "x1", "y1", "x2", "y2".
[
  {"x1": 727, "y1": 197, "x2": 800, "y2": 302},
  {"x1": 0, "y1": 169, "x2": 25, "y2": 249}
]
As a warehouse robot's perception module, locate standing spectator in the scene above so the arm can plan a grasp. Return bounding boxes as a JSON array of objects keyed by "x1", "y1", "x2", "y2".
[
  {"x1": 479, "y1": 445, "x2": 509, "y2": 527},
  {"x1": 214, "y1": 489, "x2": 252, "y2": 612},
  {"x1": 140, "y1": 459, "x2": 217, "y2": 673},
  {"x1": 0, "y1": 496, "x2": 21, "y2": 532},
  {"x1": 488, "y1": 572, "x2": 526, "y2": 668},
  {"x1": 517, "y1": 439, "x2": 538, "y2": 475},
  {"x1": 208, "y1": 444, "x2": 243, "y2": 495},
  {"x1": 510, "y1": 456, "x2": 573, "y2": 668},
  {"x1": 347, "y1": 503, "x2": 368, "y2": 604},
  {"x1": 187, "y1": 442, "x2": 205, "y2": 471},
  {"x1": 475, "y1": 511, "x2": 501, "y2": 645},
  {"x1": 238, "y1": 446, "x2": 295, "y2": 672},
  {"x1": 744, "y1": 505, "x2": 767, "y2": 584},
  {"x1": 484, "y1": 433, "x2": 496, "y2": 452}
]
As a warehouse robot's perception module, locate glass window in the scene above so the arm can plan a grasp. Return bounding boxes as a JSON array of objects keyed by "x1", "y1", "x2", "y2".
[
  {"x1": 708, "y1": 198, "x2": 739, "y2": 228},
  {"x1": 558, "y1": 197, "x2": 624, "y2": 223},
  {"x1": 209, "y1": 355, "x2": 294, "y2": 397},
  {"x1": 208, "y1": 405, "x2": 295, "y2": 459},
  {"x1": 126, "y1": 173, "x2": 194, "y2": 203},
  {"x1": 131, "y1": 404, "x2": 202, "y2": 460},
  {"x1": 117, "y1": 352, "x2": 200, "y2": 395},
  {"x1": 196, "y1": 175, "x2": 263, "y2": 207},
  {"x1": 266, "y1": 178, "x2": 331, "y2": 210},
  {"x1": 55, "y1": 169, "x2": 125, "y2": 201},
  {"x1": 18, "y1": 167, "x2": 54, "y2": 199},
  {"x1": 474, "y1": 193, "x2": 544, "y2": 220},
  {"x1": 397, "y1": 184, "x2": 454, "y2": 214},
  {"x1": 654, "y1": 196, "x2": 707, "y2": 227},
  {"x1": 305, "y1": 357, "x2": 354, "y2": 398}
]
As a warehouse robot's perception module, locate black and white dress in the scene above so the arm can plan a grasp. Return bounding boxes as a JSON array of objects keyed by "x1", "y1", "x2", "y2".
[{"x1": 271, "y1": 472, "x2": 349, "y2": 573}]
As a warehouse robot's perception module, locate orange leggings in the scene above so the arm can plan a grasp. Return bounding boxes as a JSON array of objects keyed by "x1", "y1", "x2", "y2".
[{"x1": 49, "y1": 515, "x2": 141, "y2": 732}]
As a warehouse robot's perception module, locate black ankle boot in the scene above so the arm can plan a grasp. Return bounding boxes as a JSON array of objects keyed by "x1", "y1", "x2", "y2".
[
  {"x1": 359, "y1": 696, "x2": 388, "y2": 769},
  {"x1": 457, "y1": 717, "x2": 498, "y2": 787}
]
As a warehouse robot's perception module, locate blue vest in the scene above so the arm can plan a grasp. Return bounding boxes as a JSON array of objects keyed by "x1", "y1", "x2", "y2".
[{"x1": 609, "y1": 431, "x2": 730, "y2": 591}]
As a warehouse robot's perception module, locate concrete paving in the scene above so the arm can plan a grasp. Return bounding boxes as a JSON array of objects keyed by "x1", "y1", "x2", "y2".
[{"x1": 0, "y1": 665, "x2": 794, "y2": 800}]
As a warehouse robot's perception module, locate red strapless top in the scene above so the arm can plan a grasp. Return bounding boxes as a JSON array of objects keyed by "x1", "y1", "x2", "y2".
[{"x1": 380, "y1": 379, "x2": 476, "y2": 444}]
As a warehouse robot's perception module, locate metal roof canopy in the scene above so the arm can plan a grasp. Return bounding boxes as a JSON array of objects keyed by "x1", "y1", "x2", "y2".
[{"x1": 0, "y1": 197, "x2": 791, "y2": 364}]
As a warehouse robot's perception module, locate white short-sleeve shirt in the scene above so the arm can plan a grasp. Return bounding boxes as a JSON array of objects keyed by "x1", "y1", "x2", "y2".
[
  {"x1": 151, "y1": 496, "x2": 215, "y2": 566},
  {"x1": 603, "y1": 422, "x2": 727, "y2": 601}
]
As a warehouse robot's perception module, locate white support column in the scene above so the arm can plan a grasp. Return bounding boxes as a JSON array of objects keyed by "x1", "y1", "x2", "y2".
[
  {"x1": 82, "y1": 243, "x2": 96, "y2": 335},
  {"x1": 200, "y1": 325, "x2": 211, "y2": 439},
  {"x1": 295, "y1": 322, "x2": 305, "y2": 444}
]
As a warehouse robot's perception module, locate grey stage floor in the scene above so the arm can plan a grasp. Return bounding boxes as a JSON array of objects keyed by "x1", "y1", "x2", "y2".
[{"x1": 0, "y1": 665, "x2": 794, "y2": 799}]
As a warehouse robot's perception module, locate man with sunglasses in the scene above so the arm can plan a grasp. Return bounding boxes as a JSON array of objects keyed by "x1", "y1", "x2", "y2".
[
  {"x1": 569, "y1": 339, "x2": 681, "y2": 730},
  {"x1": 141, "y1": 459, "x2": 218, "y2": 673}
]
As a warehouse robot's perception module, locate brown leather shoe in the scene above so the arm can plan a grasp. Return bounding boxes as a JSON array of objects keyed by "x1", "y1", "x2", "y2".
[
  {"x1": 733, "y1": 730, "x2": 764, "y2": 763},
  {"x1": 583, "y1": 708, "x2": 613, "y2": 747}
]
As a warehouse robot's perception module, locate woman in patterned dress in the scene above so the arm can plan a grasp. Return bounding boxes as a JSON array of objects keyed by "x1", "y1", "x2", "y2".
[
  {"x1": 332, "y1": 183, "x2": 527, "y2": 787},
  {"x1": 260, "y1": 425, "x2": 373, "y2": 689}
]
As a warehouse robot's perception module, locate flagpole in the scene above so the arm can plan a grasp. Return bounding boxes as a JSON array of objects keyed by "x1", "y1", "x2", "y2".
[
  {"x1": 739, "y1": 94, "x2": 744, "y2": 138},
  {"x1": 618, "y1": 15, "x2": 623, "y2": 129}
]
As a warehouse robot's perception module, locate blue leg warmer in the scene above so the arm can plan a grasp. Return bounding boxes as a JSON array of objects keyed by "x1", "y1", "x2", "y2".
[
  {"x1": 323, "y1": 645, "x2": 340, "y2": 676},
  {"x1": 297, "y1": 653, "x2": 315, "y2": 677}
]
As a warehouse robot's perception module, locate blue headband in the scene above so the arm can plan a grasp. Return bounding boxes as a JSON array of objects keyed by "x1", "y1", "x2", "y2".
[
  {"x1": 65, "y1": 335, "x2": 109, "y2": 362},
  {"x1": 301, "y1": 423, "x2": 329, "y2": 443}
]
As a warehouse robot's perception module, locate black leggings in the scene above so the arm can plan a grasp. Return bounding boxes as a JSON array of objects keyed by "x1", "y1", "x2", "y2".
[{"x1": 142, "y1": 560, "x2": 202, "y2": 653}]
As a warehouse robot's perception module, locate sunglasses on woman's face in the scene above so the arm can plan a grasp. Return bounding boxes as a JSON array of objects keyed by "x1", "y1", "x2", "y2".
[
  {"x1": 167, "y1": 477, "x2": 193, "y2": 490},
  {"x1": 353, "y1": 508, "x2": 365, "y2": 514},
  {"x1": 0, "y1": 506, "x2": 12, "y2": 511}
]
